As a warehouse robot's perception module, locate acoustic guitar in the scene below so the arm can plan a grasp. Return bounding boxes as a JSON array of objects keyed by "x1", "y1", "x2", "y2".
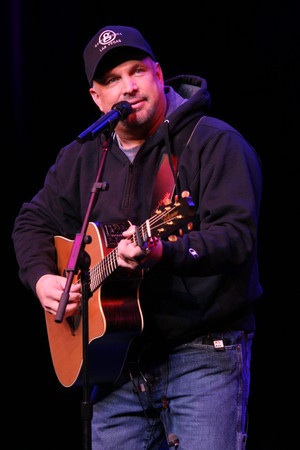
[{"x1": 45, "y1": 193, "x2": 195, "y2": 387}]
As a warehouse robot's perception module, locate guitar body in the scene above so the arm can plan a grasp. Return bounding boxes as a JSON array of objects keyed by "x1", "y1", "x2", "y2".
[{"x1": 45, "y1": 222, "x2": 144, "y2": 388}]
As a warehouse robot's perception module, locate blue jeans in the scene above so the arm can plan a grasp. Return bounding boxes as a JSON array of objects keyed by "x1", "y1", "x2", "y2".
[{"x1": 91, "y1": 330, "x2": 254, "y2": 449}]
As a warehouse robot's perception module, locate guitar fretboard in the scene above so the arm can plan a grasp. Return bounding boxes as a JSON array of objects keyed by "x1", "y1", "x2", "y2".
[{"x1": 89, "y1": 247, "x2": 118, "y2": 292}]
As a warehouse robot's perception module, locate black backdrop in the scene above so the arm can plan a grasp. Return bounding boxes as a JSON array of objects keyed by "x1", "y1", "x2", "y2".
[{"x1": 4, "y1": 1, "x2": 299, "y2": 448}]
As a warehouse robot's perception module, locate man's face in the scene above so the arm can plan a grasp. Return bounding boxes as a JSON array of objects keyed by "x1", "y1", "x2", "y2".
[{"x1": 89, "y1": 57, "x2": 166, "y2": 138}]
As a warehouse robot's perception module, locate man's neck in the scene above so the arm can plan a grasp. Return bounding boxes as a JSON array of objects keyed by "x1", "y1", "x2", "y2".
[{"x1": 116, "y1": 135, "x2": 146, "y2": 149}]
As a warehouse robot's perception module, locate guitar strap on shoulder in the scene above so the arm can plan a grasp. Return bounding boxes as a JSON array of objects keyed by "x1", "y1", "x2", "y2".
[
  {"x1": 150, "y1": 152, "x2": 177, "y2": 214},
  {"x1": 150, "y1": 115, "x2": 206, "y2": 214}
]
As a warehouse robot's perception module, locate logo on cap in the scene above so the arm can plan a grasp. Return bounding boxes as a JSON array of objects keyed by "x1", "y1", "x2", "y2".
[{"x1": 99, "y1": 29, "x2": 120, "y2": 46}]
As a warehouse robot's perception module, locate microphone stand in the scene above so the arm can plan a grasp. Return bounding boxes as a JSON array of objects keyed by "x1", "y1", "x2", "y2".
[{"x1": 55, "y1": 132, "x2": 113, "y2": 450}]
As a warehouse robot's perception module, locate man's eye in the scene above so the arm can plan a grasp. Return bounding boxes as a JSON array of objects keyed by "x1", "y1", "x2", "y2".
[{"x1": 107, "y1": 77, "x2": 117, "y2": 84}]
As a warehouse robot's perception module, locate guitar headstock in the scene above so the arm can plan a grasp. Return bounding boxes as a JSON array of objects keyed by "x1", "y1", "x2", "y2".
[{"x1": 150, "y1": 192, "x2": 195, "y2": 240}]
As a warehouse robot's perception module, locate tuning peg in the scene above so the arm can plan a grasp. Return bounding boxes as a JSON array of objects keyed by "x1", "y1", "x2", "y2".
[{"x1": 181, "y1": 190, "x2": 190, "y2": 198}]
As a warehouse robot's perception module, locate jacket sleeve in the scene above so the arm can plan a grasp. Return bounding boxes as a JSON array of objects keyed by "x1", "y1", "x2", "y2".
[{"x1": 11, "y1": 142, "x2": 85, "y2": 294}]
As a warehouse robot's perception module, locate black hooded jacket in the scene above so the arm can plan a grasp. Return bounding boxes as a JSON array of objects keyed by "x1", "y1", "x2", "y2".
[{"x1": 12, "y1": 74, "x2": 263, "y2": 346}]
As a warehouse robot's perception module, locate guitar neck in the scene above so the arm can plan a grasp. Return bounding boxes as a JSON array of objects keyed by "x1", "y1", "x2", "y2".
[
  {"x1": 88, "y1": 222, "x2": 148, "y2": 293},
  {"x1": 89, "y1": 247, "x2": 119, "y2": 293}
]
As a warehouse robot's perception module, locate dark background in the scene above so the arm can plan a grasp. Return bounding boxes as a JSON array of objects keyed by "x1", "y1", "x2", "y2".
[{"x1": 4, "y1": 1, "x2": 299, "y2": 448}]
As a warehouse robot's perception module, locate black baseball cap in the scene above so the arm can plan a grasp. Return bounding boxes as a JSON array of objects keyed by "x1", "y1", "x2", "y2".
[{"x1": 83, "y1": 25, "x2": 156, "y2": 86}]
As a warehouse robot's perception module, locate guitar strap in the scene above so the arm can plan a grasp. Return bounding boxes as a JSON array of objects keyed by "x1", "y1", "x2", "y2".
[
  {"x1": 150, "y1": 115, "x2": 206, "y2": 214},
  {"x1": 150, "y1": 152, "x2": 177, "y2": 213}
]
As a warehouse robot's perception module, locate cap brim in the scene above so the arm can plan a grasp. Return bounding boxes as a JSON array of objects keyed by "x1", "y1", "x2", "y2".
[{"x1": 93, "y1": 47, "x2": 154, "y2": 81}]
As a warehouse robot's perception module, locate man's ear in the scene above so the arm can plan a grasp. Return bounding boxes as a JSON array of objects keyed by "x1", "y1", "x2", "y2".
[{"x1": 89, "y1": 87, "x2": 103, "y2": 110}]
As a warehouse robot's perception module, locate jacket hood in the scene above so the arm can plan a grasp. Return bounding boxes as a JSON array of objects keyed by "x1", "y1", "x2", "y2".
[
  {"x1": 164, "y1": 74, "x2": 211, "y2": 131},
  {"x1": 140, "y1": 74, "x2": 211, "y2": 167}
]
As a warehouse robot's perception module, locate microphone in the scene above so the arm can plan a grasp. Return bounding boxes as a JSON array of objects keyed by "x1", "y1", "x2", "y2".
[{"x1": 76, "y1": 101, "x2": 133, "y2": 143}]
